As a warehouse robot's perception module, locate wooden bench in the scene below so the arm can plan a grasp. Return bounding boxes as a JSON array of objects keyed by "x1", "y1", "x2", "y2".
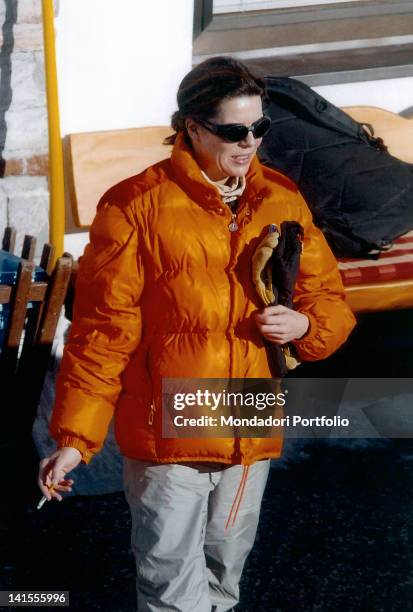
[
  {"x1": 63, "y1": 110, "x2": 413, "y2": 313},
  {"x1": 65, "y1": 126, "x2": 173, "y2": 228},
  {"x1": 0, "y1": 227, "x2": 73, "y2": 438}
]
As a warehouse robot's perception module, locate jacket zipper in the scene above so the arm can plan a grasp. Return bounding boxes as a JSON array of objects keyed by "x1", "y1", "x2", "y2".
[{"x1": 225, "y1": 192, "x2": 255, "y2": 463}]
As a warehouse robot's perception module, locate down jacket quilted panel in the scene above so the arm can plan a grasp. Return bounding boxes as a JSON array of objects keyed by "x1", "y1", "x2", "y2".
[{"x1": 50, "y1": 133, "x2": 356, "y2": 465}]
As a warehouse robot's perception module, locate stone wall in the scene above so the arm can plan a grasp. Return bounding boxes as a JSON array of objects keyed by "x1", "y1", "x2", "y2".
[{"x1": 0, "y1": 0, "x2": 55, "y2": 259}]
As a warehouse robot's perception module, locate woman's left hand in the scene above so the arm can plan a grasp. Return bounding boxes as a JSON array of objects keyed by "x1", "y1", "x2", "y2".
[{"x1": 255, "y1": 305, "x2": 309, "y2": 345}]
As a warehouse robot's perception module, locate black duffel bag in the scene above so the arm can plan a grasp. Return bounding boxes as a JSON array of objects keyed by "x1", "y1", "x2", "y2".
[{"x1": 259, "y1": 76, "x2": 413, "y2": 258}]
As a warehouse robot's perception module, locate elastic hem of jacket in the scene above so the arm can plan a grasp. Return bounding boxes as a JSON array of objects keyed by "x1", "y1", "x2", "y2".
[
  {"x1": 121, "y1": 449, "x2": 283, "y2": 465},
  {"x1": 57, "y1": 435, "x2": 94, "y2": 464}
]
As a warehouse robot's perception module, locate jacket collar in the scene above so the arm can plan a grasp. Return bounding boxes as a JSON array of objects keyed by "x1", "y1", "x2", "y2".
[{"x1": 170, "y1": 132, "x2": 271, "y2": 212}]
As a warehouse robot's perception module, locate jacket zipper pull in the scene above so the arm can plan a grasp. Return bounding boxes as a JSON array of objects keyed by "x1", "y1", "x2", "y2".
[
  {"x1": 228, "y1": 201, "x2": 251, "y2": 232},
  {"x1": 148, "y1": 403, "x2": 155, "y2": 425},
  {"x1": 228, "y1": 212, "x2": 238, "y2": 232}
]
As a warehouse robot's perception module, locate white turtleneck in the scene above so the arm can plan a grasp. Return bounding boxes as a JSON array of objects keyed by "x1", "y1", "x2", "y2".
[{"x1": 200, "y1": 171, "x2": 246, "y2": 206}]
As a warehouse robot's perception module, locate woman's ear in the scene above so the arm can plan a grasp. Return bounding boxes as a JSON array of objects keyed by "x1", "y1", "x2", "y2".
[{"x1": 185, "y1": 118, "x2": 199, "y2": 141}]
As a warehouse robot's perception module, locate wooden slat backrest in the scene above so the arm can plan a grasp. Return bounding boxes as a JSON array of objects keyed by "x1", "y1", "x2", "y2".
[
  {"x1": 342, "y1": 106, "x2": 413, "y2": 163},
  {"x1": 65, "y1": 126, "x2": 173, "y2": 227},
  {"x1": 34, "y1": 256, "x2": 72, "y2": 346},
  {"x1": 39, "y1": 243, "x2": 56, "y2": 276},
  {"x1": 21, "y1": 235, "x2": 37, "y2": 262},
  {"x1": 0, "y1": 229, "x2": 54, "y2": 305},
  {"x1": 0, "y1": 251, "x2": 72, "y2": 436},
  {"x1": 0, "y1": 260, "x2": 35, "y2": 379},
  {"x1": 2, "y1": 226, "x2": 16, "y2": 253},
  {"x1": 0, "y1": 283, "x2": 47, "y2": 305},
  {"x1": 16, "y1": 255, "x2": 73, "y2": 430}
]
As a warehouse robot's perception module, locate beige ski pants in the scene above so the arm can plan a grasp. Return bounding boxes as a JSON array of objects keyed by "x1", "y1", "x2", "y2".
[{"x1": 123, "y1": 458, "x2": 271, "y2": 612}]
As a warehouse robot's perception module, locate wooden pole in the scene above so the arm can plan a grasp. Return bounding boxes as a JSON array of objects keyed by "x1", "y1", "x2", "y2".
[{"x1": 41, "y1": 0, "x2": 65, "y2": 263}]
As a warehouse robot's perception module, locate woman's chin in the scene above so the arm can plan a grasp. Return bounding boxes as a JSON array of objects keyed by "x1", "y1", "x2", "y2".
[{"x1": 225, "y1": 161, "x2": 251, "y2": 177}]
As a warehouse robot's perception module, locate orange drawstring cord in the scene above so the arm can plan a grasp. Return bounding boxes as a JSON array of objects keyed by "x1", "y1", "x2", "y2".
[{"x1": 225, "y1": 465, "x2": 250, "y2": 530}]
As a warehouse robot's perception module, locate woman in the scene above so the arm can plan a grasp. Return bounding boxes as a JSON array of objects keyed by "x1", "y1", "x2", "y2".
[{"x1": 38, "y1": 57, "x2": 356, "y2": 611}]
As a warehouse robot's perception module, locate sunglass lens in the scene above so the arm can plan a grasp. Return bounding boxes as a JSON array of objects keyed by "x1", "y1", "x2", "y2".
[
  {"x1": 253, "y1": 117, "x2": 271, "y2": 138},
  {"x1": 225, "y1": 125, "x2": 249, "y2": 142}
]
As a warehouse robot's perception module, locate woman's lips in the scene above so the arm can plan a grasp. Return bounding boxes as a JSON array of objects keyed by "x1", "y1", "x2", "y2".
[{"x1": 232, "y1": 154, "x2": 251, "y2": 164}]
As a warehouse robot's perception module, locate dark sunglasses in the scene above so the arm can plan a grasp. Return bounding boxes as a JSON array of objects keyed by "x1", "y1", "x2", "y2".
[{"x1": 196, "y1": 115, "x2": 271, "y2": 143}]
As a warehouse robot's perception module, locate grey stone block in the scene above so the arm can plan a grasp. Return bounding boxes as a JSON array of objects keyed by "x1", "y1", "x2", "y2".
[
  {"x1": 17, "y1": 0, "x2": 42, "y2": 23},
  {"x1": 0, "y1": 23, "x2": 43, "y2": 52},
  {"x1": 4, "y1": 50, "x2": 47, "y2": 110},
  {"x1": 3, "y1": 106, "x2": 48, "y2": 158},
  {"x1": 15, "y1": 23, "x2": 43, "y2": 52},
  {"x1": 3, "y1": 176, "x2": 49, "y2": 256}
]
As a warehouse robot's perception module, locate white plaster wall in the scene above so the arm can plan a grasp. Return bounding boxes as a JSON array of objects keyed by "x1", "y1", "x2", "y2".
[
  {"x1": 314, "y1": 77, "x2": 413, "y2": 114},
  {"x1": 55, "y1": 0, "x2": 194, "y2": 135},
  {"x1": 55, "y1": 0, "x2": 194, "y2": 256}
]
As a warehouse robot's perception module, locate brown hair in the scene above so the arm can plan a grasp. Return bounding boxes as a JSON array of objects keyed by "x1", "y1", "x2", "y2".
[{"x1": 164, "y1": 56, "x2": 265, "y2": 145}]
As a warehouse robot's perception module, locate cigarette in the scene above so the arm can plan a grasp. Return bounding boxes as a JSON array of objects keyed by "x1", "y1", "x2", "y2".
[
  {"x1": 36, "y1": 485, "x2": 55, "y2": 510},
  {"x1": 36, "y1": 496, "x2": 48, "y2": 510}
]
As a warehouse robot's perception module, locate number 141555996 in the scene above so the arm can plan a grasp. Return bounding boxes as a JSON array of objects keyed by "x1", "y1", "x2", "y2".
[{"x1": 0, "y1": 591, "x2": 69, "y2": 607}]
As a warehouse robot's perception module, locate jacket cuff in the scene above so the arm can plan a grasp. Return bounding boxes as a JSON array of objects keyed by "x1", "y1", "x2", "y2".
[
  {"x1": 57, "y1": 435, "x2": 94, "y2": 465},
  {"x1": 291, "y1": 311, "x2": 324, "y2": 360}
]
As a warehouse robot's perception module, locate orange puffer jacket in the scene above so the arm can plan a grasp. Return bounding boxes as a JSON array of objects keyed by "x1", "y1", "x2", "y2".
[{"x1": 50, "y1": 133, "x2": 356, "y2": 465}]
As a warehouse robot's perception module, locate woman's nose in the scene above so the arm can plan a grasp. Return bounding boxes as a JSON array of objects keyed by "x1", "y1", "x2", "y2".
[{"x1": 239, "y1": 130, "x2": 255, "y2": 147}]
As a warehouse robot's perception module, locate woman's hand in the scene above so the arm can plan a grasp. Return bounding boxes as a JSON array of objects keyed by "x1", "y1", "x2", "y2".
[
  {"x1": 38, "y1": 447, "x2": 82, "y2": 501},
  {"x1": 255, "y1": 305, "x2": 309, "y2": 345}
]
